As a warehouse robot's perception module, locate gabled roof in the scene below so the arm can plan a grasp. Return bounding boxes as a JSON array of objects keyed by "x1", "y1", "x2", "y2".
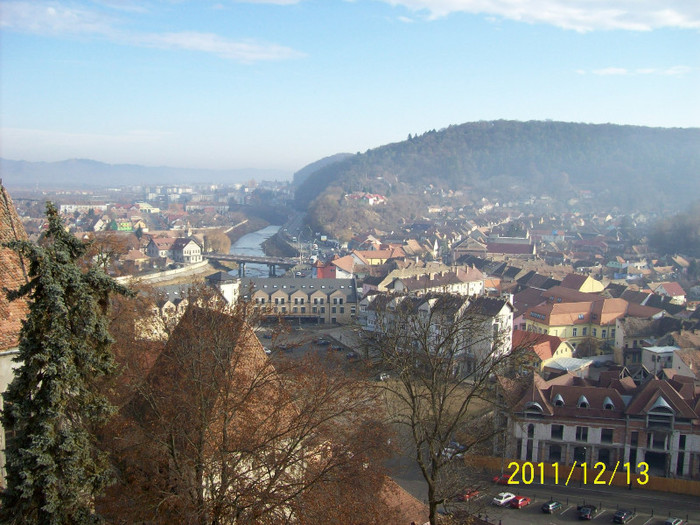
[
  {"x1": 332, "y1": 255, "x2": 356, "y2": 274},
  {"x1": 560, "y1": 273, "x2": 589, "y2": 290},
  {"x1": 512, "y1": 330, "x2": 567, "y2": 361},
  {"x1": 652, "y1": 281, "x2": 686, "y2": 297},
  {"x1": 171, "y1": 237, "x2": 201, "y2": 250},
  {"x1": 625, "y1": 378, "x2": 697, "y2": 418}
]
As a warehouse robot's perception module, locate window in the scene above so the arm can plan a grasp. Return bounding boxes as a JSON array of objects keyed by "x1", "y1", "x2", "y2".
[
  {"x1": 333, "y1": 298, "x2": 338, "y2": 304},
  {"x1": 679, "y1": 435, "x2": 686, "y2": 450},
  {"x1": 577, "y1": 395, "x2": 590, "y2": 409},
  {"x1": 321, "y1": 307, "x2": 325, "y2": 313},
  {"x1": 630, "y1": 432, "x2": 638, "y2": 447},
  {"x1": 578, "y1": 314, "x2": 585, "y2": 320},
  {"x1": 602, "y1": 329, "x2": 607, "y2": 338},
  {"x1": 340, "y1": 307, "x2": 344, "y2": 314},
  {"x1": 553, "y1": 394, "x2": 564, "y2": 407},
  {"x1": 601, "y1": 428, "x2": 613, "y2": 444},
  {"x1": 551, "y1": 425, "x2": 564, "y2": 440},
  {"x1": 575, "y1": 426, "x2": 588, "y2": 442},
  {"x1": 332, "y1": 307, "x2": 336, "y2": 314},
  {"x1": 572, "y1": 328, "x2": 578, "y2": 337},
  {"x1": 582, "y1": 327, "x2": 588, "y2": 336},
  {"x1": 301, "y1": 307, "x2": 306, "y2": 313},
  {"x1": 592, "y1": 328, "x2": 597, "y2": 337}
]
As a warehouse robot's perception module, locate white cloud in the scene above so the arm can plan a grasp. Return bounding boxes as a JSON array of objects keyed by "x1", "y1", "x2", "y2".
[
  {"x1": 589, "y1": 66, "x2": 692, "y2": 76},
  {"x1": 1, "y1": 0, "x2": 304, "y2": 62},
  {"x1": 136, "y1": 31, "x2": 305, "y2": 62},
  {"x1": 592, "y1": 67, "x2": 629, "y2": 75},
  {"x1": 378, "y1": 0, "x2": 700, "y2": 32},
  {"x1": 1, "y1": 1, "x2": 117, "y2": 36}
]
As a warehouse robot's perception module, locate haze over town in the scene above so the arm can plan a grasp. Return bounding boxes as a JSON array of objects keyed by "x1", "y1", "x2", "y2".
[{"x1": 1, "y1": 0, "x2": 699, "y2": 174}]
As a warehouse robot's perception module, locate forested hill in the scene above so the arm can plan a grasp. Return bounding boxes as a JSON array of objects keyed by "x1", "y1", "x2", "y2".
[{"x1": 294, "y1": 120, "x2": 700, "y2": 214}]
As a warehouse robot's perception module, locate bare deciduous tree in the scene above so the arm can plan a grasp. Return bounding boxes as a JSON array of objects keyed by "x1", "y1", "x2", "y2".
[
  {"x1": 363, "y1": 293, "x2": 530, "y2": 525},
  {"x1": 98, "y1": 287, "x2": 398, "y2": 524}
]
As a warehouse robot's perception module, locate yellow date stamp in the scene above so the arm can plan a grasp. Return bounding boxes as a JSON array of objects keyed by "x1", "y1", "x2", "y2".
[{"x1": 506, "y1": 461, "x2": 649, "y2": 486}]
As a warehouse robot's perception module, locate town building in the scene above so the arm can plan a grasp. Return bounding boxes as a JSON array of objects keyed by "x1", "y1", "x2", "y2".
[
  {"x1": 242, "y1": 278, "x2": 358, "y2": 325},
  {"x1": 507, "y1": 371, "x2": 700, "y2": 480}
]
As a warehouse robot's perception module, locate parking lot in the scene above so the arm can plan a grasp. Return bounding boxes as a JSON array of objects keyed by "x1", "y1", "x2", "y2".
[{"x1": 447, "y1": 482, "x2": 699, "y2": 525}]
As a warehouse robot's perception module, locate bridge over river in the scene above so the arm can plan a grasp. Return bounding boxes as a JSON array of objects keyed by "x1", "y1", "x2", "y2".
[{"x1": 207, "y1": 253, "x2": 298, "y2": 277}]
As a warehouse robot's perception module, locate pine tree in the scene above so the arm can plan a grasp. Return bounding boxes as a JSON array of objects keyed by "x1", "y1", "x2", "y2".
[{"x1": 0, "y1": 203, "x2": 131, "y2": 524}]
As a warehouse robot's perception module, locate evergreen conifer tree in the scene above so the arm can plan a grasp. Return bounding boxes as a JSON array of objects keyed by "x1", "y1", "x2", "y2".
[{"x1": 1, "y1": 203, "x2": 131, "y2": 524}]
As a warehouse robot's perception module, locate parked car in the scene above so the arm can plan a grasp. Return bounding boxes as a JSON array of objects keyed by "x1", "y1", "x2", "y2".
[
  {"x1": 442, "y1": 441, "x2": 467, "y2": 459},
  {"x1": 454, "y1": 488, "x2": 480, "y2": 502},
  {"x1": 613, "y1": 510, "x2": 635, "y2": 523},
  {"x1": 317, "y1": 337, "x2": 330, "y2": 345},
  {"x1": 541, "y1": 500, "x2": 562, "y2": 513},
  {"x1": 378, "y1": 372, "x2": 390, "y2": 381},
  {"x1": 492, "y1": 474, "x2": 513, "y2": 485},
  {"x1": 492, "y1": 492, "x2": 516, "y2": 507},
  {"x1": 346, "y1": 351, "x2": 359, "y2": 360},
  {"x1": 577, "y1": 505, "x2": 598, "y2": 520},
  {"x1": 510, "y1": 496, "x2": 531, "y2": 509},
  {"x1": 664, "y1": 519, "x2": 683, "y2": 525}
]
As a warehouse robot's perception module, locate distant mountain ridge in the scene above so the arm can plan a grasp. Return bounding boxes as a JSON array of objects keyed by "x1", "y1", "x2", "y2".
[
  {"x1": 294, "y1": 120, "x2": 700, "y2": 214},
  {"x1": 0, "y1": 158, "x2": 291, "y2": 189}
]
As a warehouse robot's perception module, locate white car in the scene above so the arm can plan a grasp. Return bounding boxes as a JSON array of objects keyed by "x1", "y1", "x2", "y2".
[{"x1": 492, "y1": 492, "x2": 516, "y2": 506}]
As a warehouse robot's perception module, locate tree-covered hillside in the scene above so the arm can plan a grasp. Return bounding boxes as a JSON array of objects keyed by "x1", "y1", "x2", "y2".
[{"x1": 295, "y1": 121, "x2": 700, "y2": 236}]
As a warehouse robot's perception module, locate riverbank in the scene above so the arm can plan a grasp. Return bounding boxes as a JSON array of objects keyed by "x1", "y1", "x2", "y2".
[
  {"x1": 261, "y1": 231, "x2": 298, "y2": 258},
  {"x1": 227, "y1": 216, "x2": 269, "y2": 245}
]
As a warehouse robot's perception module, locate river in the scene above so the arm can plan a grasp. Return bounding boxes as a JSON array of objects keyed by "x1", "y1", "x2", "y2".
[{"x1": 229, "y1": 225, "x2": 281, "y2": 277}]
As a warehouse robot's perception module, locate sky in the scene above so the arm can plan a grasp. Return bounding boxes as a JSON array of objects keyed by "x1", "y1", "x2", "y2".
[{"x1": 1, "y1": 0, "x2": 699, "y2": 175}]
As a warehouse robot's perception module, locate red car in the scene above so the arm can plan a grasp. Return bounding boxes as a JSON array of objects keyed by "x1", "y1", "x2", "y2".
[
  {"x1": 492, "y1": 474, "x2": 512, "y2": 485},
  {"x1": 510, "y1": 496, "x2": 531, "y2": 509},
  {"x1": 456, "y1": 488, "x2": 480, "y2": 501}
]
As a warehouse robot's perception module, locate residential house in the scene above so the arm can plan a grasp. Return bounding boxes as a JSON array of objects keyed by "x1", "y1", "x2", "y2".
[
  {"x1": 385, "y1": 267, "x2": 485, "y2": 297},
  {"x1": 524, "y1": 290, "x2": 663, "y2": 351},
  {"x1": 507, "y1": 373, "x2": 700, "y2": 479},
  {"x1": 650, "y1": 282, "x2": 687, "y2": 306},
  {"x1": 513, "y1": 330, "x2": 575, "y2": 371},
  {"x1": 560, "y1": 273, "x2": 604, "y2": 293},
  {"x1": 361, "y1": 292, "x2": 513, "y2": 377},
  {"x1": 243, "y1": 278, "x2": 357, "y2": 324},
  {"x1": 171, "y1": 237, "x2": 202, "y2": 264},
  {"x1": 146, "y1": 236, "x2": 177, "y2": 259}
]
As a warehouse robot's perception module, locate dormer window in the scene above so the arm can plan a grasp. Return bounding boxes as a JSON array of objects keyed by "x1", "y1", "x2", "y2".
[
  {"x1": 524, "y1": 401, "x2": 543, "y2": 417},
  {"x1": 647, "y1": 396, "x2": 674, "y2": 429},
  {"x1": 577, "y1": 395, "x2": 590, "y2": 409},
  {"x1": 553, "y1": 394, "x2": 565, "y2": 407},
  {"x1": 603, "y1": 396, "x2": 615, "y2": 410}
]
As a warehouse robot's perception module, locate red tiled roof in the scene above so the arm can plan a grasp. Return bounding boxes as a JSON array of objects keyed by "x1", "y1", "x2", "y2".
[{"x1": 0, "y1": 185, "x2": 30, "y2": 351}]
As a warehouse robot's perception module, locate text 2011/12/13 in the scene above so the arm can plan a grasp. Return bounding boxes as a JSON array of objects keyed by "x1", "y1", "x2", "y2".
[{"x1": 505, "y1": 461, "x2": 649, "y2": 486}]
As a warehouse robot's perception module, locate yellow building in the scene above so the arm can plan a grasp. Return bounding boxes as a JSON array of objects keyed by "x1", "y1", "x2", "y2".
[{"x1": 523, "y1": 296, "x2": 662, "y2": 352}]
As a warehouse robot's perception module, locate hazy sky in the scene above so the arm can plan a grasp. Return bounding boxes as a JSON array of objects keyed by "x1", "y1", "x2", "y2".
[{"x1": 1, "y1": 0, "x2": 698, "y2": 174}]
